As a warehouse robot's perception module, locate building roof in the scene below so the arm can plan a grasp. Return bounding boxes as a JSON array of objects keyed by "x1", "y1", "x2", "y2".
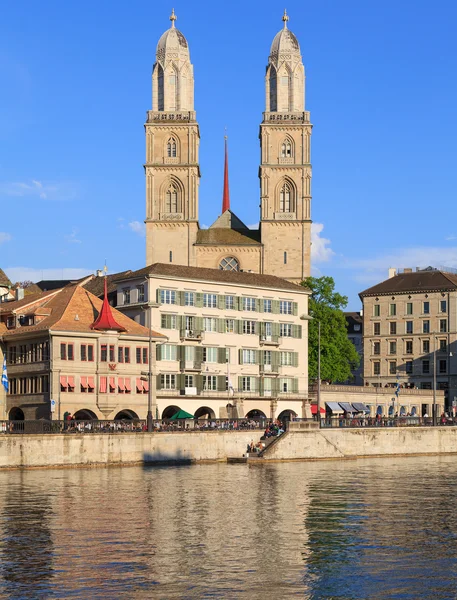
[
  {"x1": 359, "y1": 270, "x2": 457, "y2": 299},
  {"x1": 0, "y1": 289, "x2": 60, "y2": 315},
  {"x1": 0, "y1": 269, "x2": 12, "y2": 287},
  {"x1": 35, "y1": 280, "x2": 76, "y2": 291},
  {"x1": 270, "y1": 12, "x2": 300, "y2": 57},
  {"x1": 0, "y1": 284, "x2": 165, "y2": 340},
  {"x1": 345, "y1": 312, "x2": 363, "y2": 334},
  {"x1": 83, "y1": 270, "x2": 133, "y2": 298},
  {"x1": 196, "y1": 227, "x2": 261, "y2": 246},
  {"x1": 119, "y1": 263, "x2": 308, "y2": 293}
]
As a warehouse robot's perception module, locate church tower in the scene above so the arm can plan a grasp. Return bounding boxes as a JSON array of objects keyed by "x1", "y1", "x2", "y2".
[
  {"x1": 145, "y1": 10, "x2": 200, "y2": 266},
  {"x1": 259, "y1": 11, "x2": 312, "y2": 282}
]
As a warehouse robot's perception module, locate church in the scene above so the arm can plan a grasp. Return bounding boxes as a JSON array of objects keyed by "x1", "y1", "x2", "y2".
[{"x1": 145, "y1": 10, "x2": 312, "y2": 283}]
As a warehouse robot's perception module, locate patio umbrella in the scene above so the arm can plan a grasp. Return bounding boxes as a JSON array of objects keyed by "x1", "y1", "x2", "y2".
[{"x1": 170, "y1": 409, "x2": 195, "y2": 420}]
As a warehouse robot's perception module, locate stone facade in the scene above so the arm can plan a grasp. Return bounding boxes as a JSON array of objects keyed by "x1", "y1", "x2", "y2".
[{"x1": 145, "y1": 11, "x2": 312, "y2": 283}]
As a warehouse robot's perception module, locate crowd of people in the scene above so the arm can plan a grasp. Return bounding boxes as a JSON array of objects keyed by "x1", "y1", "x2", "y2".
[{"x1": 246, "y1": 420, "x2": 286, "y2": 455}]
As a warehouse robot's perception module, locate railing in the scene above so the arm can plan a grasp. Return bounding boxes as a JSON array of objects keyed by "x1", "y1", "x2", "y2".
[
  {"x1": 0, "y1": 418, "x2": 267, "y2": 434},
  {"x1": 308, "y1": 384, "x2": 445, "y2": 396},
  {"x1": 179, "y1": 329, "x2": 203, "y2": 341},
  {"x1": 259, "y1": 335, "x2": 279, "y2": 346},
  {"x1": 156, "y1": 389, "x2": 306, "y2": 398},
  {"x1": 303, "y1": 416, "x2": 452, "y2": 428}
]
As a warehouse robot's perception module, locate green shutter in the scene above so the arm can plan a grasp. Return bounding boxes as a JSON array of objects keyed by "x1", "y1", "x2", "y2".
[
  {"x1": 272, "y1": 300, "x2": 280, "y2": 314},
  {"x1": 178, "y1": 291, "x2": 185, "y2": 306},
  {"x1": 258, "y1": 377, "x2": 264, "y2": 396},
  {"x1": 272, "y1": 322, "x2": 280, "y2": 337},
  {"x1": 217, "y1": 347, "x2": 226, "y2": 364},
  {"x1": 294, "y1": 324, "x2": 302, "y2": 339},
  {"x1": 196, "y1": 293, "x2": 203, "y2": 308},
  {"x1": 238, "y1": 349, "x2": 243, "y2": 364},
  {"x1": 217, "y1": 318, "x2": 225, "y2": 333},
  {"x1": 236, "y1": 296, "x2": 242, "y2": 311},
  {"x1": 195, "y1": 316, "x2": 203, "y2": 331},
  {"x1": 238, "y1": 376, "x2": 243, "y2": 391},
  {"x1": 293, "y1": 302, "x2": 298, "y2": 316},
  {"x1": 177, "y1": 345, "x2": 185, "y2": 361},
  {"x1": 156, "y1": 374, "x2": 162, "y2": 390},
  {"x1": 292, "y1": 378, "x2": 299, "y2": 393},
  {"x1": 217, "y1": 375, "x2": 226, "y2": 392},
  {"x1": 218, "y1": 295, "x2": 225, "y2": 310},
  {"x1": 195, "y1": 374, "x2": 203, "y2": 394},
  {"x1": 257, "y1": 350, "x2": 264, "y2": 365},
  {"x1": 254, "y1": 322, "x2": 260, "y2": 335},
  {"x1": 272, "y1": 351, "x2": 280, "y2": 368},
  {"x1": 258, "y1": 299, "x2": 264, "y2": 313},
  {"x1": 272, "y1": 378, "x2": 280, "y2": 396},
  {"x1": 177, "y1": 374, "x2": 185, "y2": 391},
  {"x1": 156, "y1": 345, "x2": 162, "y2": 361},
  {"x1": 195, "y1": 346, "x2": 203, "y2": 366},
  {"x1": 292, "y1": 352, "x2": 299, "y2": 367}
]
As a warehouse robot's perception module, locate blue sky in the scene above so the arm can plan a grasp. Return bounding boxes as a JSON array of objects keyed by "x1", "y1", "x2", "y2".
[{"x1": 1, "y1": 0, "x2": 456, "y2": 309}]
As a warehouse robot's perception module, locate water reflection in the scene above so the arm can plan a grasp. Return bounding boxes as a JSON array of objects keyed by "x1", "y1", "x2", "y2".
[{"x1": 0, "y1": 458, "x2": 454, "y2": 598}]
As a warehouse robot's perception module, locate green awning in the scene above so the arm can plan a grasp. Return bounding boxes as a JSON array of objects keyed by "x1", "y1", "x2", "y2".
[{"x1": 170, "y1": 409, "x2": 195, "y2": 420}]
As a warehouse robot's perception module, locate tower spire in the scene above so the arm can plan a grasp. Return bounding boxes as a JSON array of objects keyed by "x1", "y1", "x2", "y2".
[
  {"x1": 222, "y1": 134, "x2": 230, "y2": 213},
  {"x1": 91, "y1": 277, "x2": 126, "y2": 332},
  {"x1": 282, "y1": 8, "x2": 289, "y2": 29},
  {"x1": 170, "y1": 8, "x2": 176, "y2": 28}
]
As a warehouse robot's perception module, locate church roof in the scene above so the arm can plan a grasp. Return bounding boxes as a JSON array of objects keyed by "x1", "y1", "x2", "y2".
[
  {"x1": 156, "y1": 10, "x2": 189, "y2": 58},
  {"x1": 195, "y1": 210, "x2": 261, "y2": 245},
  {"x1": 270, "y1": 11, "x2": 300, "y2": 57}
]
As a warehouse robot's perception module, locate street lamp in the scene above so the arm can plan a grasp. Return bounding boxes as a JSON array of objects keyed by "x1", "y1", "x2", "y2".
[{"x1": 300, "y1": 314, "x2": 321, "y2": 426}]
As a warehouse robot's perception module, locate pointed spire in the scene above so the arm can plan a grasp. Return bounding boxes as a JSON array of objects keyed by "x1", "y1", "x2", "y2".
[
  {"x1": 170, "y1": 8, "x2": 177, "y2": 28},
  {"x1": 91, "y1": 277, "x2": 126, "y2": 332},
  {"x1": 222, "y1": 134, "x2": 230, "y2": 213},
  {"x1": 282, "y1": 8, "x2": 289, "y2": 28}
]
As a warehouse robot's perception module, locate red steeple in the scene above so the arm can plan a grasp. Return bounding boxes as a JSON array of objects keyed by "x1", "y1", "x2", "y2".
[
  {"x1": 222, "y1": 136, "x2": 230, "y2": 213},
  {"x1": 91, "y1": 277, "x2": 126, "y2": 332}
]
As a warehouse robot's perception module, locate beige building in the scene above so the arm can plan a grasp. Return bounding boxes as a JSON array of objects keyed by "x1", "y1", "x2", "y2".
[
  {"x1": 145, "y1": 10, "x2": 312, "y2": 283},
  {"x1": 359, "y1": 267, "x2": 457, "y2": 414},
  {"x1": 115, "y1": 263, "x2": 310, "y2": 420},
  {"x1": 0, "y1": 282, "x2": 164, "y2": 421}
]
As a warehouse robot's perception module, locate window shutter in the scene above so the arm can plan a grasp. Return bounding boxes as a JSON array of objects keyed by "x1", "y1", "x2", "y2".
[
  {"x1": 272, "y1": 351, "x2": 280, "y2": 368},
  {"x1": 255, "y1": 298, "x2": 262, "y2": 312},
  {"x1": 217, "y1": 348, "x2": 226, "y2": 364},
  {"x1": 178, "y1": 291, "x2": 185, "y2": 306},
  {"x1": 257, "y1": 350, "x2": 264, "y2": 365},
  {"x1": 177, "y1": 374, "x2": 185, "y2": 391},
  {"x1": 272, "y1": 300, "x2": 280, "y2": 314},
  {"x1": 258, "y1": 299, "x2": 264, "y2": 313},
  {"x1": 195, "y1": 316, "x2": 203, "y2": 331},
  {"x1": 292, "y1": 378, "x2": 299, "y2": 393},
  {"x1": 295, "y1": 324, "x2": 302, "y2": 339},
  {"x1": 258, "y1": 377, "x2": 264, "y2": 396},
  {"x1": 196, "y1": 293, "x2": 203, "y2": 308},
  {"x1": 195, "y1": 374, "x2": 203, "y2": 394},
  {"x1": 217, "y1": 375, "x2": 226, "y2": 392},
  {"x1": 238, "y1": 376, "x2": 243, "y2": 391},
  {"x1": 293, "y1": 302, "x2": 298, "y2": 316},
  {"x1": 238, "y1": 349, "x2": 243, "y2": 364},
  {"x1": 217, "y1": 318, "x2": 225, "y2": 333},
  {"x1": 254, "y1": 322, "x2": 260, "y2": 335},
  {"x1": 292, "y1": 352, "x2": 299, "y2": 367},
  {"x1": 156, "y1": 374, "x2": 162, "y2": 390},
  {"x1": 272, "y1": 378, "x2": 280, "y2": 396},
  {"x1": 236, "y1": 296, "x2": 242, "y2": 311},
  {"x1": 177, "y1": 345, "x2": 184, "y2": 361},
  {"x1": 156, "y1": 289, "x2": 161, "y2": 303},
  {"x1": 272, "y1": 322, "x2": 280, "y2": 337},
  {"x1": 259, "y1": 321, "x2": 265, "y2": 336},
  {"x1": 156, "y1": 345, "x2": 162, "y2": 361},
  {"x1": 195, "y1": 346, "x2": 203, "y2": 366},
  {"x1": 218, "y1": 295, "x2": 225, "y2": 310}
]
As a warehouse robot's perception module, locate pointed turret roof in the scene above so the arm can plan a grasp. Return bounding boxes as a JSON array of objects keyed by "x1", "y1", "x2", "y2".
[
  {"x1": 222, "y1": 136, "x2": 230, "y2": 213},
  {"x1": 90, "y1": 278, "x2": 126, "y2": 332}
]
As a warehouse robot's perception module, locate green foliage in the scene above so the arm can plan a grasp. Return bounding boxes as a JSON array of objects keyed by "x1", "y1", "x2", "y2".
[{"x1": 301, "y1": 276, "x2": 360, "y2": 383}]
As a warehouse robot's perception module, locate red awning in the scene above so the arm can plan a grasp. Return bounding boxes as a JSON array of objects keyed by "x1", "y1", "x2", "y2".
[
  {"x1": 136, "y1": 378, "x2": 143, "y2": 393},
  {"x1": 118, "y1": 377, "x2": 125, "y2": 391},
  {"x1": 67, "y1": 376, "x2": 75, "y2": 388},
  {"x1": 124, "y1": 378, "x2": 131, "y2": 392},
  {"x1": 99, "y1": 376, "x2": 107, "y2": 393},
  {"x1": 60, "y1": 376, "x2": 67, "y2": 388},
  {"x1": 311, "y1": 405, "x2": 326, "y2": 415},
  {"x1": 80, "y1": 376, "x2": 87, "y2": 388},
  {"x1": 143, "y1": 380, "x2": 149, "y2": 392},
  {"x1": 109, "y1": 376, "x2": 115, "y2": 392},
  {"x1": 88, "y1": 377, "x2": 95, "y2": 389}
]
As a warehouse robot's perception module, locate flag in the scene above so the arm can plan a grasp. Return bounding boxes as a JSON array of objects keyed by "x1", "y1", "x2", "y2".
[
  {"x1": 395, "y1": 382, "x2": 400, "y2": 398},
  {"x1": 1, "y1": 357, "x2": 8, "y2": 393}
]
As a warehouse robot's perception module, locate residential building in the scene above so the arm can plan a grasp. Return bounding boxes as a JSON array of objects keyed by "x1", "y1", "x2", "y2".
[
  {"x1": 0, "y1": 282, "x2": 164, "y2": 421},
  {"x1": 344, "y1": 312, "x2": 363, "y2": 385},
  {"x1": 115, "y1": 263, "x2": 310, "y2": 420},
  {"x1": 145, "y1": 10, "x2": 312, "y2": 282},
  {"x1": 359, "y1": 267, "x2": 457, "y2": 411}
]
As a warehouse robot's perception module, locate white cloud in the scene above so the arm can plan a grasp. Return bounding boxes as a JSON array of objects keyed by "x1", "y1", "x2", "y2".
[
  {"x1": 0, "y1": 179, "x2": 77, "y2": 201},
  {"x1": 311, "y1": 222, "x2": 334, "y2": 264},
  {"x1": 128, "y1": 220, "x2": 146, "y2": 236},
  {"x1": 247, "y1": 222, "x2": 259, "y2": 230},
  {"x1": 4, "y1": 267, "x2": 92, "y2": 283},
  {"x1": 348, "y1": 246, "x2": 457, "y2": 272},
  {"x1": 445, "y1": 235, "x2": 457, "y2": 241},
  {"x1": 0, "y1": 232, "x2": 12, "y2": 244},
  {"x1": 64, "y1": 229, "x2": 82, "y2": 244}
]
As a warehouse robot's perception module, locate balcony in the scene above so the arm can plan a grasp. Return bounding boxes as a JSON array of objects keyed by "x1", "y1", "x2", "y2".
[
  {"x1": 180, "y1": 329, "x2": 203, "y2": 342},
  {"x1": 179, "y1": 360, "x2": 202, "y2": 372},
  {"x1": 260, "y1": 363, "x2": 280, "y2": 374},
  {"x1": 259, "y1": 335, "x2": 279, "y2": 346}
]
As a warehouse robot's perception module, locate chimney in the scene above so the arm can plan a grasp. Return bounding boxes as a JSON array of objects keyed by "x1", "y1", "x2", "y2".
[
  {"x1": 96, "y1": 270, "x2": 103, "y2": 277},
  {"x1": 388, "y1": 268, "x2": 397, "y2": 279},
  {"x1": 15, "y1": 287, "x2": 24, "y2": 301},
  {"x1": 403, "y1": 268, "x2": 412, "y2": 273}
]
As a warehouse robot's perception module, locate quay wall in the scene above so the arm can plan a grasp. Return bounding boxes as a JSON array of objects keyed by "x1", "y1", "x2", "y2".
[{"x1": 2, "y1": 427, "x2": 457, "y2": 469}]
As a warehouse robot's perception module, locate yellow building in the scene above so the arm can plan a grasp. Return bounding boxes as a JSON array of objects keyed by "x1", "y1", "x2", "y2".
[{"x1": 145, "y1": 10, "x2": 312, "y2": 283}]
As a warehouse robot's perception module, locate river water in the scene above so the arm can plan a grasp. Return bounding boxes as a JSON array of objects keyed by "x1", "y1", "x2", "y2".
[{"x1": 0, "y1": 456, "x2": 456, "y2": 599}]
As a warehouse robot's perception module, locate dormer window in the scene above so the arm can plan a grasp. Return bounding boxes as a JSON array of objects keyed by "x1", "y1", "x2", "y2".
[{"x1": 6, "y1": 316, "x2": 15, "y2": 329}]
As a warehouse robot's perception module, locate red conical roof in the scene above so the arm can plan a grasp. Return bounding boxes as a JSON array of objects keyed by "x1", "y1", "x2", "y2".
[
  {"x1": 91, "y1": 277, "x2": 126, "y2": 332},
  {"x1": 222, "y1": 136, "x2": 230, "y2": 213}
]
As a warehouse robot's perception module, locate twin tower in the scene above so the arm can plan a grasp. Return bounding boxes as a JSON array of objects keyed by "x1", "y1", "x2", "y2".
[{"x1": 145, "y1": 10, "x2": 312, "y2": 282}]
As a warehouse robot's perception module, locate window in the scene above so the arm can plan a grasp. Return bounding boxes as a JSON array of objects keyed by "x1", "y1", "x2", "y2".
[
  {"x1": 374, "y1": 323, "x2": 380, "y2": 336},
  {"x1": 373, "y1": 361, "x2": 381, "y2": 375},
  {"x1": 161, "y1": 314, "x2": 177, "y2": 329},
  {"x1": 167, "y1": 137, "x2": 177, "y2": 158},
  {"x1": 160, "y1": 289, "x2": 176, "y2": 305},
  {"x1": 440, "y1": 300, "x2": 447, "y2": 313},
  {"x1": 185, "y1": 346, "x2": 195, "y2": 362},
  {"x1": 241, "y1": 377, "x2": 255, "y2": 392},
  {"x1": 184, "y1": 292, "x2": 195, "y2": 306},
  {"x1": 423, "y1": 301, "x2": 430, "y2": 314},
  {"x1": 440, "y1": 339, "x2": 447, "y2": 352},
  {"x1": 406, "y1": 321, "x2": 413, "y2": 334},
  {"x1": 60, "y1": 343, "x2": 66, "y2": 360},
  {"x1": 243, "y1": 297, "x2": 256, "y2": 312},
  {"x1": 101, "y1": 344, "x2": 108, "y2": 362},
  {"x1": 242, "y1": 320, "x2": 256, "y2": 335},
  {"x1": 284, "y1": 252, "x2": 287, "y2": 265},
  {"x1": 203, "y1": 293, "x2": 217, "y2": 308},
  {"x1": 136, "y1": 347, "x2": 148, "y2": 364},
  {"x1": 389, "y1": 304, "x2": 396, "y2": 316},
  {"x1": 109, "y1": 345, "x2": 115, "y2": 362},
  {"x1": 184, "y1": 375, "x2": 194, "y2": 388},
  {"x1": 280, "y1": 351, "x2": 292, "y2": 366},
  {"x1": 204, "y1": 347, "x2": 218, "y2": 363},
  {"x1": 280, "y1": 378, "x2": 292, "y2": 393},
  {"x1": 169, "y1": 251, "x2": 173, "y2": 263},
  {"x1": 80, "y1": 344, "x2": 94, "y2": 361},
  {"x1": 389, "y1": 361, "x2": 397, "y2": 375},
  {"x1": 280, "y1": 301, "x2": 293, "y2": 315},
  {"x1": 161, "y1": 344, "x2": 177, "y2": 361},
  {"x1": 203, "y1": 375, "x2": 217, "y2": 391},
  {"x1": 406, "y1": 361, "x2": 413, "y2": 374},
  {"x1": 123, "y1": 288, "x2": 131, "y2": 304},
  {"x1": 389, "y1": 322, "x2": 397, "y2": 335},
  {"x1": 137, "y1": 285, "x2": 145, "y2": 303},
  {"x1": 161, "y1": 374, "x2": 176, "y2": 390},
  {"x1": 406, "y1": 340, "x2": 413, "y2": 354},
  {"x1": 118, "y1": 347, "x2": 124, "y2": 363},
  {"x1": 279, "y1": 181, "x2": 292, "y2": 212},
  {"x1": 423, "y1": 340, "x2": 430, "y2": 354},
  {"x1": 423, "y1": 320, "x2": 430, "y2": 334},
  {"x1": 440, "y1": 319, "x2": 447, "y2": 333},
  {"x1": 225, "y1": 319, "x2": 235, "y2": 334},
  {"x1": 389, "y1": 341, "x2": 396, "y2": 355},
  {"x1": 373, "y1": 342, "x2": 380, "y2": 355},
  {"x1": 242, "y1": 349, "x2": 256, "y2": 364},
  {"x1": 219, "y1": 257, "x2": 239, "y2": 271},
  {"x1": 374, "y1": 304, "x2": 380, "y2": 317},
  {"x1": 281, "y1": 140, "x2": 292, "y2": 158},
  {"x1": 439, "y1": 359, "x2": 447, "y2": 374},
  {"x1": 225, "y1": 295, "x2": 235, "y2": 310},
  {"x1": 422, "y1": 360, "x2": 430, "y2": 374},
  {"x1": 165, "y1": 182, "x2": 178, "y2": 213},
  {"x1": 203, "y1": 318, "x2": 217, "y2": 332},
  {"x1": 406, "y1": 302, "x2": 413, "y2": 315},
  {"x1": 263, "y1": 299, "x2": 272, "y2": 313},
  {"x1": 280, "y1": 323, "x2": 292, "y2": 337}
]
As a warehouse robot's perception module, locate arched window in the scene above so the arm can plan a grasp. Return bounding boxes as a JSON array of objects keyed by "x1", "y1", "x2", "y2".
[
  {"x1": 279, "y1": 182, "x2": 292, "y2": 212},
  {"x1": 219, "y1": 257, "x2": 240, "y2": 271},
  {"x1": 167, "y1": 138, "x2": 177, "y2": 158},
  {"x1": 165, "y1": 183, "x2": 178, "y2": 213},
  {"x1": 281, "y1": 140, "x2": 292, "y2": 158}
]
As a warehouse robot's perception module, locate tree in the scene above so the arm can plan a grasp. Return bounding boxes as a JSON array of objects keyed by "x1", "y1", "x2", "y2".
[{"x1": 301, "y1": 276, "x2": 360, "y2": 383}]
